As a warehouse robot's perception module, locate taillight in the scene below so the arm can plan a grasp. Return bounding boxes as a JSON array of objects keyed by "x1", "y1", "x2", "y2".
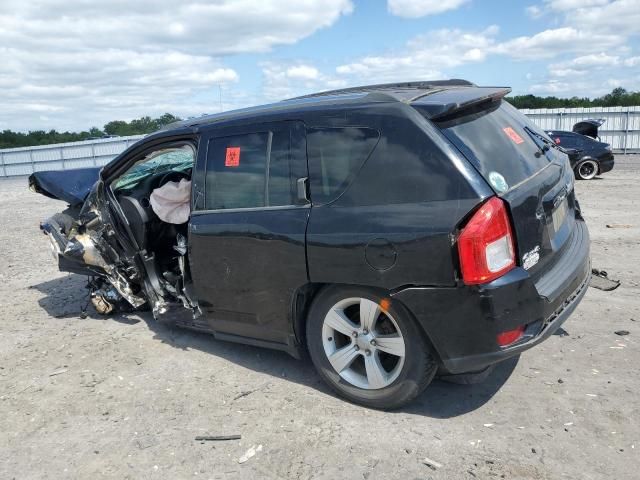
[
  {"x1": 497, "y1": 325, "x2": 524, "y2": 346},
  {"x1": 458, "y1": 197, "x2": 516, "y2": 285}
]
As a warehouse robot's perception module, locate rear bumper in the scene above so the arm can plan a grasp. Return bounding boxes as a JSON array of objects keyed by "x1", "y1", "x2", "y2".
[
  {"x1": 598, "y1": 153, "x2": 614, "y2": 174},
  {"x1": 392, "y1": 219, "x2": 590, "y2": 374}
]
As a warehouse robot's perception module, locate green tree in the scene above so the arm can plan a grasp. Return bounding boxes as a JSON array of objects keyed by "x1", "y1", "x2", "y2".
[{"x1": 506, "y1": 87, "x2": 640, "y2": 109}]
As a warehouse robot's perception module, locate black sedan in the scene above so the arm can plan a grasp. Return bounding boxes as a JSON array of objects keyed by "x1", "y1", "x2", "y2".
[{"x1": 546, "y1": 119, "x2": 614, "y2": 180}]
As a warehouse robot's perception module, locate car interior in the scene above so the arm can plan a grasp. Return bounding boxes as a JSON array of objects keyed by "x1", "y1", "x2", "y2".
[{"x1": 110, "y1": 144, "x2": 195, "y2": 307}]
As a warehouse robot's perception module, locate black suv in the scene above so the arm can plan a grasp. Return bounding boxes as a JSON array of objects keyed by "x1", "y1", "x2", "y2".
[
  {"x1": 31, "y1": 80, "x2": 590, "y2": 409},
  {"x1": 546, "y1": 119, "x2": 615, "y2": 180}
]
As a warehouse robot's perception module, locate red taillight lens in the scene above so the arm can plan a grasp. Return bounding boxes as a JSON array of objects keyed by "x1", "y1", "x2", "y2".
[
  {"x1": 458, "y1": 197, "x2": 516, "y2": 285},
  {"x1": 497, "y1": 325, "x2": 525, "y2": 346}
]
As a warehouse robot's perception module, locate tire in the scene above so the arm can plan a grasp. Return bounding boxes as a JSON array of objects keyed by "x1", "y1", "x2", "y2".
[
  {"x1": 306, "y1": 286, "x2": 437, "y2": 409},
  {"x1": 574, "y1": 159, "x2": 598, "y2": 180}
]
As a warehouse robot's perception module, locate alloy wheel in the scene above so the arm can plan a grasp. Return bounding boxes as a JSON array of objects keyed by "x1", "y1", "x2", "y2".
[
  {"x1": 321, "y1": 297, "x2": 406, "y2": 390},
  {"x1": 577, "y1": 160, "x2": 598, "y2": 180}
]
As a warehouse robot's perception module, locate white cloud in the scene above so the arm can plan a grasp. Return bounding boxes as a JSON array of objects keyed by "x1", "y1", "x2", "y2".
[
  {"x1": 0, "y1": 0, "x2": 354, "y2": 55},
  {"x1": 0, "y1": 0, "x2": 353, "y2": 131},
  {"x1": 623, "y1": 56, "x2": 640, "y2": 67},
  {"x1": 569, "y1": 52, "x2": 621, "y2": 67},
  {"x1": 543, "y1": 0, "x2": 609, "y2": 11},
  {"x1": 530, "y1": 80, "x2": 573, "y2": 93},
  {"x1": 336, "y1": 26, "x2": 498, "y2": 82},
  {"x1": 261, "y1": 62, "x2": 347, "y2": 101},
  {"x1": 549, "y1": 68, "x2": 587, "y2": 77},
  {"x1": 387, "y1": 0, "x2": 470, "y2": 17},
  {"x1": 570, "y1": 0, "x2": 640, "y2": 35},
  {"x1": 0, "y1": 47, "x2": 241, "y2": 131},
  {"x1": 545, "y1": 0, "x2": 640, "y2": 36},
  {"x1": 525, "y1": 5, "x2": 545, "y2": 18},
  {"x1": 286, "y1": 65, "x2": 321, "y2": 81},
  {"x1": 492, "y1": 27, "x2": 625, "y2": 59}
]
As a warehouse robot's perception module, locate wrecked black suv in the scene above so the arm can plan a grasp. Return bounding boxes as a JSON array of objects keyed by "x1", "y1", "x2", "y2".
[{"x1": 30, "y1": 80, "x2": 590, "y2": 409}]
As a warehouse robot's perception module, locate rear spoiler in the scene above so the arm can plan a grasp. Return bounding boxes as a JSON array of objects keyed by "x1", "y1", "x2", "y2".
[{"x1": 412, "y1": 87, "x2": 512, "y2": 120}]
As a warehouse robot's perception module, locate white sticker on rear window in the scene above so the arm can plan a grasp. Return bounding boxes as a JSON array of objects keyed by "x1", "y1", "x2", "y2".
[{"x1": 488, "y1": 171, "x2": 509, "y2": 193}]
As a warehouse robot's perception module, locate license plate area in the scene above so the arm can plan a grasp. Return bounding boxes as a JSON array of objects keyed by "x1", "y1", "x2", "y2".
[{"x1": 551, "y1": 198, "x2": 568, "y2": 233}]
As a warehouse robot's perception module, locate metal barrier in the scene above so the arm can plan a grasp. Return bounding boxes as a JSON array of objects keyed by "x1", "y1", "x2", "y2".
[
  {"x1": 0, "y1": 135, "x2": 145, "y2": 177},
  {"x1": 521, "y1": 106, "x2": 640, "y2": 153},
  {"x1": 1, "y1": 106, "x2": 639, "y2": 177}
]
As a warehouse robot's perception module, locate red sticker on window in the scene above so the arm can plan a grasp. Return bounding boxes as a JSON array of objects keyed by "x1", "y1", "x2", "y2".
[
  {"x1": 225, "y1": 147, "x2": 240, "y2": 167},
  {"x1": 503, "y1": 127, "x2": 524, "y2": 145}
]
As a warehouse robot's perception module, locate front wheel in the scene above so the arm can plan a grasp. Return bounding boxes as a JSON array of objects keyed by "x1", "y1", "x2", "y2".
[
  {"x1": 306, "y1": 286, "x2": 437, "y2": 409},
  {"x1": 575, "y1": 159, "x2": 599, "y2": 180}
]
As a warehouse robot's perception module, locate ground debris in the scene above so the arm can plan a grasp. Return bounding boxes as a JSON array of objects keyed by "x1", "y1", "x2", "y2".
[
  {"x1": 421, "y1": 456, "x2": 443, "y2": 470},
  {"x1": 196, "y1": 435, "x2": 241, "y2": 442},
  {"x1": 233, "y1": 383, "x2": 268, "y2": 401},
  {"x1": 614, "y1": 330, "x2": 630, "y2": 336},
  {"x1": 606, "y1": 224, "x2": 633, "y2": 228},
  {"x1": 238, "y1": 444, "x2": 262, "y2": 464},
  {"x1": 49, "y1": 368, "x2": 68, "y2": 376},
  {"x1": 591, "y1": 269, "x2": 620, "y2": 291}
]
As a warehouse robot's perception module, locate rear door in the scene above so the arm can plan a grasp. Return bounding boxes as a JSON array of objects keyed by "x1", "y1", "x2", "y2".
[
  {"x1": 189, "y1": 121, "x2": 310, "y2": 345},
  {"x1": 436, "y1": 101, "x2": 576, "y2": 278}
]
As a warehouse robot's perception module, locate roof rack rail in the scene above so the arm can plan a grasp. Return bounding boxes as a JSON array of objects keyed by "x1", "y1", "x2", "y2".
[{"x1": 289, "y1": 79, "x2": 475, "y2": 100}]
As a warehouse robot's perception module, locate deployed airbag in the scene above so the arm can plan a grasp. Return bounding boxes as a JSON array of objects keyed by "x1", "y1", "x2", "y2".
[{"x1": 150, "y1": 179, "x2": 191, "y2": 224}]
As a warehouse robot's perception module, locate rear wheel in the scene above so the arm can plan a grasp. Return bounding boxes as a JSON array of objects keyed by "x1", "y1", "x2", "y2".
[
  {"x1": 306, "y1": 286, "x2": 437, "y2": 409},
  {"x1": 574, "y1": 159, "x2": 598, "y2": 180}
]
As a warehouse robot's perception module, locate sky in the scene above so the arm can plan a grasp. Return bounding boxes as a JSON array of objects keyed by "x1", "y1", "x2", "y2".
[{"x1": 1, "y1": 0, "x2": 639, "y2": 132}]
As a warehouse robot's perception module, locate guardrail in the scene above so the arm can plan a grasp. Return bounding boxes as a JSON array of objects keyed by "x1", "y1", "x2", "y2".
[{"x1": 1, "y1": 106, "x2": 639, "y2": 177}]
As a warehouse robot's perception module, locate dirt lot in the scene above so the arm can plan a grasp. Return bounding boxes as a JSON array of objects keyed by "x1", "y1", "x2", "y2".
[{"x1": 1, "y1": 158, "x2": 638, "y2": 479}]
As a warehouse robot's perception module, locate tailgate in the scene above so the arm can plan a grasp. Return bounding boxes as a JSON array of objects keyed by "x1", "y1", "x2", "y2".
[{"x1": 434, "y1": 100, "x2": 577, "y2": 275}]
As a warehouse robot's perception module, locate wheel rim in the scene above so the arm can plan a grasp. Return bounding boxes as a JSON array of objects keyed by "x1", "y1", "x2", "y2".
[
  {"x1": 578, "y1": 160, "x2": 597, "y2": 179},
  {"x1": 321, "y1": 297, "x2": 406, "y2": 390}
]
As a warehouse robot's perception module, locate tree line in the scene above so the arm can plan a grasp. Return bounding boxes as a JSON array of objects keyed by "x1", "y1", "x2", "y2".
[
  {"x1": 0, "y1": 113, "x2": 180, "y2": 149},
  {"x1": 1, "y1": 88, "x2": 639, "y2": 149},
  {"x1": 506, "y1": 87, "x2": 640, "y2": 109}
]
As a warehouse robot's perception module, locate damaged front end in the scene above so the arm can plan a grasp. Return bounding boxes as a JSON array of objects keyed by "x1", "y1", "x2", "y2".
[
  {"x1": 39, "y1": 184, "x2": 147, "y2": 313},
  {"x1": 32, "y1": 171, "x2": 197, "y2": 321}
]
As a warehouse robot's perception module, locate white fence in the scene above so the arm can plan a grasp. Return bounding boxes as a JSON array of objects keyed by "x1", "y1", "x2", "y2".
[
  {"x1": 0, "y1": 135, "x2": 145, "y2": 177},
  {"x1": 1, "y1": 106, "x2": 639, "y2": 177},
  {"x1": 521, "y1": 106, "x2": 640, "y2": 153}
]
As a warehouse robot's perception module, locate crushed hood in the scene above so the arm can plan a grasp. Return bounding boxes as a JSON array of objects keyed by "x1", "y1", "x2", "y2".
[
  {"x1": 572, "y1": 118, "x2": 605, "y2": 138},
  {"x1": 29, "y1": 167, "x2": 101, "y2": 206}
]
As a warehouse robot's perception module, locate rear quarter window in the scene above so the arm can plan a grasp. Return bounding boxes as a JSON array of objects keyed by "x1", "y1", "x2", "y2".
[
  {"x1": 436, "y1": 101, "x2": 552, "y2": 189},
  {"x1": 307, "y1": 127, "x2": 379, "y2": 204}
]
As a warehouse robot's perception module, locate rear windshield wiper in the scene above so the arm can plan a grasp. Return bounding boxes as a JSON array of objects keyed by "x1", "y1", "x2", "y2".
[{"x1": 524, "y1": 127, "x2": 566, "y2": 155}]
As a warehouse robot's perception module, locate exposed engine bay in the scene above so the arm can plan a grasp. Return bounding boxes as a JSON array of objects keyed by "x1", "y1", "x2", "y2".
[{"x1": 30, "y1": 144, "x2": 198, "y2": 321}]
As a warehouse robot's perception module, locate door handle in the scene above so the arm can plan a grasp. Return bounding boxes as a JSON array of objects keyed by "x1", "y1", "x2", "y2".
[{"x1": 296, "y1": 177, "x2": 310, "y2": 204}]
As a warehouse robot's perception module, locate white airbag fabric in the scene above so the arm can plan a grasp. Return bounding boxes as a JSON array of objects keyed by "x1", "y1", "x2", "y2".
[{"x1": 150, "y1": 179, "x2": 191, "y2": 224}]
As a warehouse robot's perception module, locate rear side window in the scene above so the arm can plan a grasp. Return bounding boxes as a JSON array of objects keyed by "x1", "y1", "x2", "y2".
[
  {"x1": 307, "y1": 127, "x2": 379, "y2": 204},
  {"x1": 435, "y1": 102, "x2": 552, "y2": 189},
  {"x1": 205, "y1": 127, "x2": 297, "y2": 210}
]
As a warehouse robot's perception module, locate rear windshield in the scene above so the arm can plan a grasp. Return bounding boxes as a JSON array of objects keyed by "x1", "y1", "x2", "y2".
[{"x1": 435, "y1": 101, "x2": 552, "y2": 191}]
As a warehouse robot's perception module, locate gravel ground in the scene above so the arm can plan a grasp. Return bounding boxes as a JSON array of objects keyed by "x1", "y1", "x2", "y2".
[{"x1": 1, "y1": 158, "x2": 638, "y2": 479}]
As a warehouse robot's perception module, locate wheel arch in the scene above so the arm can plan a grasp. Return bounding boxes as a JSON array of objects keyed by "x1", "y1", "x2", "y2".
[{"x1": 290, "y1": 282, "x2": 444, "y2": 366}]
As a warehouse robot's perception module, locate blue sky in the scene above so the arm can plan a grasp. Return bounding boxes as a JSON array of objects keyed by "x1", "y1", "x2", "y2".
[{"x1": 1, "y1": 0, "x2": 638, "y2": 131}]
